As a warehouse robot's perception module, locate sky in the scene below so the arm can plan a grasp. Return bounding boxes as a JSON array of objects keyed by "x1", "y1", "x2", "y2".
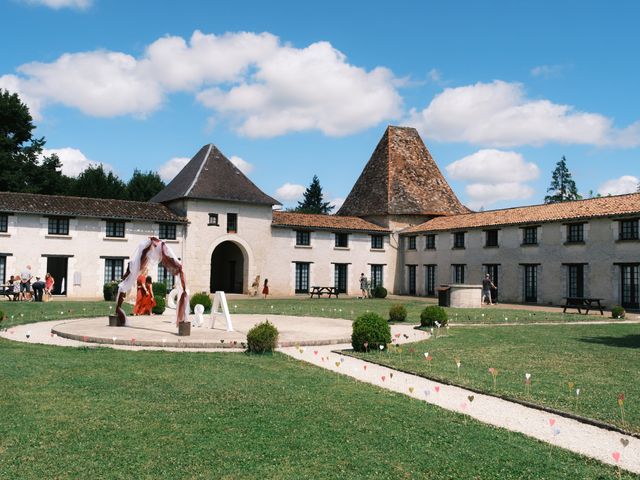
[{"x1": 1, "y1": 0, "x2": 639, "y2": 211}]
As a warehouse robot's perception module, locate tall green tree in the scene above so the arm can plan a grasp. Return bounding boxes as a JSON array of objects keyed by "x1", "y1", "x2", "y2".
[
  {"x1": 34, "y1": 153, "x2": 74, "y2": 195},
  {"x1": 544, "y1": 156, "x2": 581, "y2": 203},
  {"x1": 71, "y1": 164, "x2": 128, "y2": 199},
  {"x1": 295, "y1": 175, "x2": 334, "y2": 214},
  {"x1": 0, "y1": 89, "x2": 46, "y2": 192},
  {"x1": 126, "y1": 169, "x2": 165, "y2": 201}
]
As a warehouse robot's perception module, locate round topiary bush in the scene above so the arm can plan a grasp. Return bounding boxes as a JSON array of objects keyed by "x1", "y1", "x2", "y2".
[
  {"x1": 388, "y1": 304, "x2": 407, "y2": 322},
  {"x1": 351, "y1": 312, "x2": 391, "y2": 352},
  {"x1": 103, "y1": 281, "x2": 119, "y2": 301},
  {"x1": 190, "y1": 292, "x2": 212, "y2": 313},
  {"x1": 247, "y1": 321, "x2": 279, "y2": 353},
  {"x1": 152, "y1": 296, "x2": 166, "y2": 315},
  {"x1": 152, "y1": 282, "x2": 167, "y2": 298},
  {"x1": 420, "y1": 305, "x2": 448, "y2": 327},
  {"x1": 372, "y1": 285, "x2": 388, "y2": 299},
  {"x1": 611, "y1": 305, "x2": 626, "y2": 319}
]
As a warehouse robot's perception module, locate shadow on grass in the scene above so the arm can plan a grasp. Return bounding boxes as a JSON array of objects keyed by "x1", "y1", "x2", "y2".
[{"x1": 580, "y1": 334, "x2": 640, "y2": 349}]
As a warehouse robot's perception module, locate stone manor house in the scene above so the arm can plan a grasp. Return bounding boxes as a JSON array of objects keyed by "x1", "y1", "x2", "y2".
[{"x1": 0, "y1": 126, "x2": 638, "y2": 309}]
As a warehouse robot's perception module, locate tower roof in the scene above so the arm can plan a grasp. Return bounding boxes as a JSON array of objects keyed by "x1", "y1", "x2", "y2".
[
  {"x1": 337, "y1": 126, "x2": 468, "y2": 217},
  {"x1": 151, "y1": 144, "x2": 280, "y2": 206}
]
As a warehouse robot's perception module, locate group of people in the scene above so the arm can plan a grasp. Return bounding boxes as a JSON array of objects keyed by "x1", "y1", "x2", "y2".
[{"x1": 5, "y1": 265, "x2": 55, "y2": 302}]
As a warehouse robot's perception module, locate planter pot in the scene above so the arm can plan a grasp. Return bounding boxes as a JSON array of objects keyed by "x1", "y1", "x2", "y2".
[
  {"x1": 178, "y1": 322, "x2": 191, "y2": 337},
  {"x1": 108, "y1": 315, "x2": 126, "y2": 327}
]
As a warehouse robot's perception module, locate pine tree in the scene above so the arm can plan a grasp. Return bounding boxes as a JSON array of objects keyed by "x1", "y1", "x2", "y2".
[
  {"x1": 295, "y1": 175, "x2": 334, "y2": 214},
  {"x1": 544, "y1": 156, "x2": 581, "y2": 203}
]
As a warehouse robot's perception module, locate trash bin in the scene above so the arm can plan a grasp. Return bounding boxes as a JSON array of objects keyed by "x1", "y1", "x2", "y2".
[{"x1": 437, "y1": 286, "x2": 451, "y2": 307}]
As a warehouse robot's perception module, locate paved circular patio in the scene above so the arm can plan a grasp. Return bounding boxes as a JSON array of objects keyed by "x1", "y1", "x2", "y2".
[{"x1": 50, "y1": 312, "x2": 353, "y2": 348}]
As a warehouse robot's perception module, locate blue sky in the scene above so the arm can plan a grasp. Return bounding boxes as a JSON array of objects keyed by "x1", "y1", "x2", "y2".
[{"x1": 1, "y1": 0, "x2": 639, "y2": 210}]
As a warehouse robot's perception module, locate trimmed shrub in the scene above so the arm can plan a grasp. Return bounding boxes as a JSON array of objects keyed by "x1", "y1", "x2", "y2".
[
  {"x1": 611, "y1": 305, "x2": 626, "y2": 319},
  {"x1": 103, "y1": 281, "x2": 119, "y2": 301},
  {"x1": 190, "y1": 292, "x2": 212, "y2": 313},
  {"x1": 152, "y1": 296, "x2": 166, "y2": 315},
  {"x1": 388, "y1": 304, "x2": 407, "y2": 322},
  {"x1": 420, "y1": 305, "x2": 448, "y2": 328},
  {"x1": 247, "y1": 321, "x2": 279, "y2": 353},
  {"x1": 152, "y1": 282, "x2": 167, "y2": 298},
  {"x1": 372, "y1": 285, "x2": 388, "y2": 299},
  {"x1": 351, "y1": 312, "x2": 391, "y2": 352}
]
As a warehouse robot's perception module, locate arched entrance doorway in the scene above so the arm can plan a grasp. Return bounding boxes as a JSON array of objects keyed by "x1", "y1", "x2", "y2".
[{"x1": 210, "y1": 241, "x2": 245, "y2": 293}]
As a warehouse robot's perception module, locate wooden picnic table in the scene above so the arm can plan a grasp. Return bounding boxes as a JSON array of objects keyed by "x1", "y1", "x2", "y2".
[
  {"x1": 0, "y1": 284, "x2": 18, "y2": 301},
  {"x1": 309, "y1": 286, "x2": 340, "y2": 299},
  {"x1": 562, "y1": 297, "x2": 606, "y2": 315}
]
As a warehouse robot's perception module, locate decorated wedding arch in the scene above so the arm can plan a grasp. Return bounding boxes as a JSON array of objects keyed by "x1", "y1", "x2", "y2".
[{"x1": 115, "y1": 237, "x2": 189, "y2": 326}]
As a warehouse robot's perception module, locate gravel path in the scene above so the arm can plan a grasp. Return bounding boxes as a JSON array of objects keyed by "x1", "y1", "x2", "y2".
[{"x1": 2, "y1": 319, "x2": 638, "y2": 474}]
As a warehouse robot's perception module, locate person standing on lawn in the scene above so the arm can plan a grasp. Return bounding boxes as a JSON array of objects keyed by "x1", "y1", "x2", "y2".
[
  {"x1": 262, "y1": 278, "x2": 269, "y2": 299},
  {"x1": 359, "y1": 273, "x2": 368, "y2": 299},
  {"x1": 482, "y1": 273, "x2": 496, "y2": 305},
  {"x1": 20, "y1": 265, "x2": 32, "y2": 301}
]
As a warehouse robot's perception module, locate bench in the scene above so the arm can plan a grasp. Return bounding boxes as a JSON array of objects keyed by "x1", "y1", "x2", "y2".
[
  {"x1": 0, "y1": 285, "x2": 18, "y2": 301},
  {"x1": 309, "y1": 286, "x2": 339, "y2": 299},
  {"x1": 562, "y1": 297, "x2": 606, "y2": 315}
]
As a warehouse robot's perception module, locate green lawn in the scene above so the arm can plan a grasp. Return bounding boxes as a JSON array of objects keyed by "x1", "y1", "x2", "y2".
[
  {"x1": 349, "y1": 323, "x2": 639, "y2": 433},
  {"x1": 0, "y1": 340, "x2": 632, "y2": 479},
  {"x1": 230, "y1": 298, "x2": 604, "y2": 324},
  {"x1": 0, "y1": 300, "x2": 132, "y2": 329}
]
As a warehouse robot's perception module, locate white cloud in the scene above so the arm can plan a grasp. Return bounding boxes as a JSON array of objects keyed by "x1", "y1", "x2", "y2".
[
  {"x1": 446, "y1": 149, "x2": 540, "y2": 183},
  {"x1": 465, "y1": 182, "x2": 536, "y2": 210},
  {"x1": 446, "y1": 149, "x2": 540, "y2": 209},
  {"x1": 2, "y1": 31, "x2": 401, "y2": 136},
  {"x1": 229, "y1": 155, "x2": 254, "y2": 175},
  {"x1": 41, "y1": 147, "x2": 111, "y2": 176},
  {"x1": 598, "y1": 175, "x2": 639, "y2": 196},
  {"x1": 0, "y1": 74, "x2": 44, "y2": 120},
  {"x1": 197, "y1": 41, "x2": 401, "y2": 137},
  {"x1": 408, "y1": 80, "x2": 640, "y2": 148},
  {"x1": 158, "y1": 157, "x2": 190, "y2": 182},
  {"x1": 530, "y1": 64, "x2": 567, "y2": 78},
  {"x1": 275, "y1": 183, "x2": 305, "y2": 201},
  {"x1": 329, "y1": 197, "x2": 345, "y2": 211},
  {"x1": 20, "y1": 0, "x2": 92, "y2": 9}
]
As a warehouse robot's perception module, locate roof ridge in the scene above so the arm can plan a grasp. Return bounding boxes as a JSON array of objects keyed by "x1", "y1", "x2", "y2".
[
  {"x1": 0, "y1": 191, "x2": 164, "y2": 207},
  {"x1": 184, "y1": 144, "x2": 213, "y2": 197}
]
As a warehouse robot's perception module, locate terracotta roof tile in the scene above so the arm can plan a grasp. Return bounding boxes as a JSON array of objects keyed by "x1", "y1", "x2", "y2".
[
  {"x1": 338, "y1": 126, "x2": 469, "y2": 217},
  {"x1": 403, "y1": 193, "x2": 640, "y2": 233},
  {"x1": 272, "y1": 211, "x2": 389, "y2": 233},
  {"x1": 0, "y1": 192, "x2": 188, "y2": 223},
  {"x1": 151, "y1": 144, "x2": 280, "y2": 206}
]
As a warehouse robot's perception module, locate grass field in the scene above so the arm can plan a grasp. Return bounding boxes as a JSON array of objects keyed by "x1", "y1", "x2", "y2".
[
  {"x1": 229, "y1": 297, "x2": 605, "y2": 325},
  {"x1": 0, "y1": 297, "x2": 619, "y2": 331},
  {"x1": 0, "y1": 340, "x2": 632, "y2": 479},
  {"x1": 349, "y1": 323, "x2": 639, "y2": 433},
  {"x1": 0, "y1": 300, "x2": 133, "y2": 329}
]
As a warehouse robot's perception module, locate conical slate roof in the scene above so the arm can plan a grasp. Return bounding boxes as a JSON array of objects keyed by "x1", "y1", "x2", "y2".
[
  {"x1": 151, "y1": 144, "x2": 279, "y2": 205},
  {"x1": 337, "y1": 126, "x2": 468, "y2": 217}
]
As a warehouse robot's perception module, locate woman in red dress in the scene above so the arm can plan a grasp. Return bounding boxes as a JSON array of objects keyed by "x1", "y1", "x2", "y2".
[
  {"x1": 133, "y1": 272, "x2": 149, "y2": 315},
  {"x1": 262, "y1": 278, "x2": 269, "y2": 299},
  {"x1": 142, "y1": 275, "x2": 156, "y2": 314}
]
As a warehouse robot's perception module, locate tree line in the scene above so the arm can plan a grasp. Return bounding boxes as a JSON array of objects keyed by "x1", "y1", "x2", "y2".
[{"x1": 1, "y1": 89, "x2": 165, "y2": 201}]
